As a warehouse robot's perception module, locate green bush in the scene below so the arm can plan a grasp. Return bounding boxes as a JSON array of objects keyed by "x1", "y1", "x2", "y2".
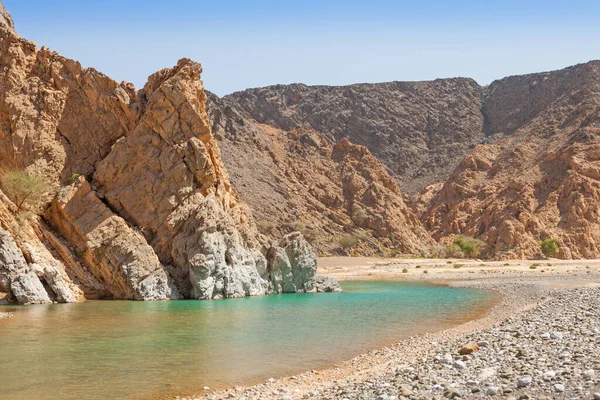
[
  {"x1": 402, "y1": 268, "x2": 408, "y2": 273},
  {"x1": 530, "y1": 265, "x2": 537, "y2": 269},
  {"x1": 0, "y1": 169, "x2": 56, "y2": 213},
  {"x1": 415, "y1": 265, "x2": 422, "y2": 269},
  {"x1": 70, "y1": 173, "x2": 81, "y2": 181},
  {"x1": 454, "y1": 264, "x2": 463, "y2": 269},
  {"x1": 540, "y1": 238, "x2": 559, "y2": 258},
  {"x1": 445, "y1": 243, "x2": 464, "y2": 258},
  {"x1": 452, "y1": 236, "x2": 485, "y2": 258},
  {"x1": 446, "y1": 260, "x2": 453, "y2": 264}
]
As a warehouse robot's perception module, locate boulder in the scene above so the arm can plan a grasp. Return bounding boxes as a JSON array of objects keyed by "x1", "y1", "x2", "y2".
[
  {"x1": 315, "y1": 275, "x2": 343, "y2": 292},
  {"x1": 458, "y1": 342, "x2": 480, "y2": 355},
  {"x1": 0, "y1": 228, "x2": 51, "y2": 304},
  {"x1": 268, "y1": 232, "x2": 317, "y2": 293}
]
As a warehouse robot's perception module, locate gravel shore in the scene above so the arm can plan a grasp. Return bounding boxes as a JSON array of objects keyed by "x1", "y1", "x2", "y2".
[{"x1": 191, "y1": 270, "x2": 600, "y2": 400}]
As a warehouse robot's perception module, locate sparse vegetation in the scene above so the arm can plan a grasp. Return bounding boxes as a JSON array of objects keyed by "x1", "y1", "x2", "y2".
[
  {"x1": 540, "y1": 238, "x2": 559, "y2": 258},
  {"x1": 444, "y1": 242, "x2": 464, "y2": 258},
  {"x1": 454, "y1": 264, "x2": 463, "y2": 269},
  {"x1": 503, "y1": 263, "x2": 510, "y2": 266},
  {"x1": 353, "y1": 209, "x2": 368, "y2": 227},
  {"x1": 288, "y1": 221, "x2": 319, "y2": 242},
  {"x1": 388, "y1": 248, "x2": 402, "y2": 258},
  {"x1": 415, "y1": 265, "x2": 422, "y2": 269},
  {"x1": 338, "y1": 233, "x2": 359, "y2": 249},
  {"x1": 257, "y1": 220, "x2": 277, "y2": 235},
  {"x1": 0, "y1": 169, "x2": 56, "y2": 214},
  {"x1": 547, "y1": 263, "x2": 552, "y2": 266},
  {"x1": 423, "y1": 270, "x2": 428, "y2": 274},
  {"x1": 402, "y1": 268, "x2": 408, "y2": 273},
  {"x1": 452, "y1": 235, "x2": 485, "y2": 258},
  {"x1": 530, "y1": 265, "x2": 538, "y2": 269},
  {"x1": 70, "y1": 173, "x2": 81, "y2": 182},
  {"x1": 446, "y1": 260, "x2": 453, "y2": 264}
]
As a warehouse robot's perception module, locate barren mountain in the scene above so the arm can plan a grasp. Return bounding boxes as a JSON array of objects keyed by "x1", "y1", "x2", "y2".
[
  {"x1": 218, "y1": 60, "x2": 600, "y2": 259},
  {"x1": 208, "y1": 93, "x2": 434, "y2": 256},
  {"x1": 224, "y1": 79, "x2": 485, "y2": 194},
  {"x1": 423, "y1": 61, "x2": 600, "y2": 259},
  {"x1": 0, "y1": 2, "x2": 318, "y2": 304}
]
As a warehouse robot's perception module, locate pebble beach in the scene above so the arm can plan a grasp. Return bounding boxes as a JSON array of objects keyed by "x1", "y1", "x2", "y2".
[{"x1": 189, "y1": 262, "x2": 600, "y2": 400}]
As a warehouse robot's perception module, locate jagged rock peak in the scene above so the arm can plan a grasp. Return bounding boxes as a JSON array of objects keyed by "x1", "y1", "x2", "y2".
[{"x1": 0, "y1": 0, "x2": 14, "y2": 32}]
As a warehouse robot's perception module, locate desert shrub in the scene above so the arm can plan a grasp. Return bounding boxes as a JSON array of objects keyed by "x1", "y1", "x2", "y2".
[
  {"x1": 452, "y1": 236, "x2": 485, "y2": 258},
  {"x1": 540, "y1": 238, "x2": 559, "y2": 258},
  {"x1": 530, "y1": 265, "x2": 538, "y2": 269},
  {"x1": 445, "y1": 243, "x2": 464, "y2": 258},
  {"x1": 388, "y1": 248, "x2": 402, "y2": 258},
  {"x1": 402, "y1": 268, "x2": 408, "y2": 273},
  {"x1": 0, "y1": 169, "x2": 55, "y2": 213},
  {"x1": 546, "y1": 263, "x2": 552, "y2": 266},
  {"x1": 257, "y1": 220, "x2": 277, "y2": 235},
  {"x1": 503, "y1": 263, "x2": 510, "y2": 266},
  {"x1": 446, "y1": 260, "x2": 453, "y2": 264},
  {"x1": 423, "y1": 270, "x2": 429, "y2": 274},
  {"x1": 454, "y1": 264, "x2": 463, "y2": 269},
  {"x1": 338, "y1": 233, "x2": 359, "y2": 249},
  {"x1": 353, "y1": 209, "x2": 368, "y2": 227},
  {"x1": 415, "y1": 265, "x2": 422, "y2": 269},
  {"x1": 288, "y1": 221, "x2": 319, "y2": 242},
  {"x1": 70, "y1": 173, "x2": 81, "y2": 182}
]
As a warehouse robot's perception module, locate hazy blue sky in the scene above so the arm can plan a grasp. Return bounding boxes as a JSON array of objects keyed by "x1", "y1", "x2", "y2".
[{"x1": 5, "y1": 0, "x2": 600, "y2": 96}]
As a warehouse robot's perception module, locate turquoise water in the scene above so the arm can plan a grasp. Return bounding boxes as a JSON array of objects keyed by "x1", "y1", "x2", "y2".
[{"x1": 0, "y1": 281, "x2": 494, "y2": 400}]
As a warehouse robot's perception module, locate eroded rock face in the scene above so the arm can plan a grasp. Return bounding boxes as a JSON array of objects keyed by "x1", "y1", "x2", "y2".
[
  {"x1": 0, "y1": 0, "x2": 13, "y2": 32},
  {"x1": 46, "y1": 177, "x2": 179, "y2": 300},
  {"x1": 267, "y1": 232, "x2": 317, "y2": 293},
  {"x1": 423, "y1": 61, "x2": 600, "y2": 259},
  {"x1": 92, "y1": 59, "x2": 277, "y2": 299},
  {"x1": 223, "y1": 79, "x2": 485, "y2": 194},
  {"x1": 209, "y1": 94, "x2": 435, "y2": 256},
  {"x1": 0, "y1": 2, "x2": 318, "y2": 302}
]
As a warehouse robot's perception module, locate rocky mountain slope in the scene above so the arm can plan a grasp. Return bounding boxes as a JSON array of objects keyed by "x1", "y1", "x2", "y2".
[
  {"x1": 208, "y1": 93, "x2": 434, "y2": 256},
  {"x1": 216, "y1": 60, "x2": 600, "y2": 260},
  {"x1": 224, "y1": 79, "x2": 485, "y2": 194},
  {"x1": 423, "y1": 61, "x2": 600, "y2": 259},
  {"x1": 0, "y1": 2, "x2": 318, "y2": 304}
]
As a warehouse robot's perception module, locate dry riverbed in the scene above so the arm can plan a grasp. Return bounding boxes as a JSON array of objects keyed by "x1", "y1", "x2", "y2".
[{"x1": 188, "y1": 258, "x2": 600, "y2": 400}]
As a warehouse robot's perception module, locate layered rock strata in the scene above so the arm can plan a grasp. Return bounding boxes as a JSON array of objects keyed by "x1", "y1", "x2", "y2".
[{"x1": 0, "y1": 2, "x2": 319, "y2": 303}]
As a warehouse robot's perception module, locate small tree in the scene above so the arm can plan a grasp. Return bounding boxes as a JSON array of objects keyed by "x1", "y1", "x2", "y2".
[
  {"x1": 0, "y1": 169, "x2": 55, "y2": 213},
  {"x1": 540, "y1": 238, "x2": 559, "y2": 258},
  {"x1": 452, "y1": 236, "x2": 485, "y2": 258}
]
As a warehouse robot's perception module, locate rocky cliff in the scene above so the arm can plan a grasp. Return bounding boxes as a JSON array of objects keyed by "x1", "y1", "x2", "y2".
[
  {"x1": 208, "y1": 94, "x2": 435, "y2": 256},
  {"x1": 0, "y1": 2, "x2": 318, "y2": 304},
  {"x1": 422, "y1": 61, "x2": 600, "y2": 259}
]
